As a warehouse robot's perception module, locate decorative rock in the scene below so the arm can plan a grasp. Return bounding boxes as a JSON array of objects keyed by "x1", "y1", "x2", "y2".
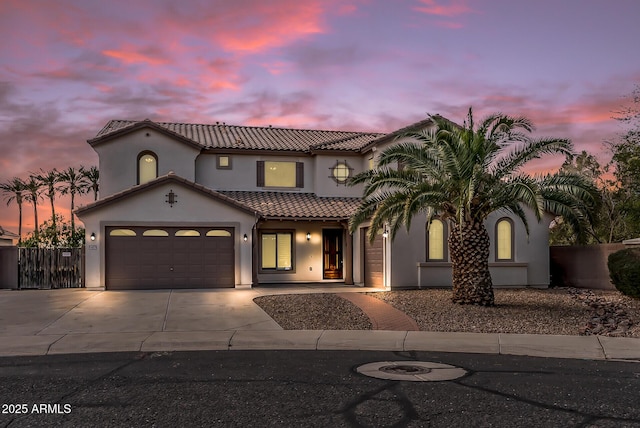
[{"x1": 568, "y1": 287, "x2": 636, "y2": 337}]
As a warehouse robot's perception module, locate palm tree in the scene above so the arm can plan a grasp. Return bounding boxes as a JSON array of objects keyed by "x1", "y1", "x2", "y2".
[
  {"x1": 80, "y1": 165, "x2": 99, "y2": 201},
  {"x1": 58, "y1": 166, "x2": 84, "y2": 233},
  {"x1": 350, "y1": 108, "x2": 599, "y2": 306},
  {"x1": 0, "y1": 177, "x2": 27, "y2": 244},
  {"x1": 24, "y1": 176, "x2": 42, "y2": 239},
  {"x1": 34, "y1": 168, "x2": 61, "y2": 242}
]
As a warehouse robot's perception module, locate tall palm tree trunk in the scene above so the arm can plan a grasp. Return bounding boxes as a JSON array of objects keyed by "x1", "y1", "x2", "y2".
[
  {"x1": 449, "y1": 221, "x2": 494, "y2": 306},
  {"x1": 18, "y1": 203, "x2": 23, "y2": 244},
  {"x1": 33, "y1": 203, "x2": 39, "y2": 239},
  {"x1": 70, "y1": 191, "x2": 75, "y2": 232}
]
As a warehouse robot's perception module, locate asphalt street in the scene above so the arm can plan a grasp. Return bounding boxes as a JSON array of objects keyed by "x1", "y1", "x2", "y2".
[{"x1": 1, "y1": 350, "x2": 639, "y2": 427}]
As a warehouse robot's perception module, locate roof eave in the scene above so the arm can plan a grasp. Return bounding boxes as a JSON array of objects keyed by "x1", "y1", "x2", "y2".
[{"x1": 87, "y1": 120, "x2": 203, "y2": 150}]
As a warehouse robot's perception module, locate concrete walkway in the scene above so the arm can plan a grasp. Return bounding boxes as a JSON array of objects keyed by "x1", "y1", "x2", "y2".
[
  {"x1": 337, "y1": 292, "x2": 420, "y2": 331},
  {"x1": 1, "y1": 287, "x2": 640, "y2": 361}
]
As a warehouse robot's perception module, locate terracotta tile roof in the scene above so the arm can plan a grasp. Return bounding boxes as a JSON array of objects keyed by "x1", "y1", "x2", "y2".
[
  {"x1": 219, "y1": 191, "x2": 361, "y2": 220},
  {"x1": 92, "y1": 119, "x2": 384, "y2": 153}
]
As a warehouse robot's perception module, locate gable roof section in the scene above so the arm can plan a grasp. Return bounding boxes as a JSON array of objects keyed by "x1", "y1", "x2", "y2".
[
  {"x1": 90, "y1": 119, "x2": 384, "y2": 153},
  {"x1": 75, "y1": 173, "x2": 361, "y2": 221},
  {"x1": 75, "y1": 173, "x2": 257, "y2": 217},
  {"x1": 88, "y1": 119, "x2": 203, "y2": 150}
]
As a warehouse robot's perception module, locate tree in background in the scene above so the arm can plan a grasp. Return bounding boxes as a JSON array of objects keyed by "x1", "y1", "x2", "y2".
[
  {"x1": 58, "y1": 166, "x2": 84, "y2": 235},
  {"x1": 81, "y1": 165, "x2": 99, "y2": 201},
  {"x1": 608, "y1": 85, "x2": 640, "y2": 239},
  {"x1": 34, "y1": 168, "x2": 61, "y2": 245},
  {"x1": 20, "y1": 214, "x2": 84, "y2": 248},
  {"x1": 550, "y1": 86, "x2": 640, "y2": 245},
  {"x1": 23, "y1": 176, "x2": 42, "y2": 240},
  {"x1": 0, "y1": 177, "x2": 27, "y2": 244},
  {"x1": 350, "y1": 109, "x2": 598, "y2": 306}
]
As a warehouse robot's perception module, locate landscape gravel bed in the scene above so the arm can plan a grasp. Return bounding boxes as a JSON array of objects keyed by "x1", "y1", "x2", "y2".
[
  {"x1": 254, "y1": 293, "x2": 372, "y2": 330},
  {"x1": 255, "y1": 288, "x2": 640, "y2": 337},
  {"x1": 369, "y1": 288, "x2": 640, "y2": 337}
]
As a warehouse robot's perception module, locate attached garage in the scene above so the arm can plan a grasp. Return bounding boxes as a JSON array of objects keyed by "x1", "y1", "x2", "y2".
[{"x1": 105, "y1": 226, "x2": 234, "y2": 290}]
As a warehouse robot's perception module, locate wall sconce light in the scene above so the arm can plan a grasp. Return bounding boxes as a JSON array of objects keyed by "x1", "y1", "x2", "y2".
[
  {"x1": 382, "y1": 229, "x2": 388, "y2": 239},
  {"x1": 306, "y1": 232, "x2": 311, "y2": 241},
  {"x1": 90, "y1": 232, "x2": 96, "y2": 241},
  {"x1": 243, "y1": 233, "x2": 248, "y2": 242}
]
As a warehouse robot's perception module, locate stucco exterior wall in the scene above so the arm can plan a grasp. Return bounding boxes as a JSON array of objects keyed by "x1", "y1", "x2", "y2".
[
  {"x1": 94, "y1": 128, "x2": 200, "y2": 197},
  {"x1": 78, "y1": 181, "x2": 256, "y2": 289},
  {"x1": 313, "y1": 154, "x2": 365, "y2": 197},
  {"x1": 390, "y1": 207, "x2": 552, "y2": 289}
]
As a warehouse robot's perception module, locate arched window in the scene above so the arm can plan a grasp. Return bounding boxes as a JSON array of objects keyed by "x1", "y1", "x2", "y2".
[
  {"x1": 138, "y1": 151, "x2": 158, "y2": 185},
  {"x1": 496, "y1": 218, "x2": 514, "y2": 261},
  {"x1": 427, "y1": 218, "x2": 446, "y2": 261}
]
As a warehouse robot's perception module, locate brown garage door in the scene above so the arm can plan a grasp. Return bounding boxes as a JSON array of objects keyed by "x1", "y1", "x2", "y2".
[
  {"x1": 362, "y1": 227, "x2": 383, "y2": 287},
  {"x1": 106, "y1": 226, "x2": 234, "y2": 290}
]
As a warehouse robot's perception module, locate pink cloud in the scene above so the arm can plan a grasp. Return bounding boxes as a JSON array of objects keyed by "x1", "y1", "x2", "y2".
[
  {"x1": 262, "y1": 61, "x2": 294, "y2": 75},
  {"x1": 102, "y1": 47, "x2": 170, "y2": 66},
  {"x1": 436, "y1": 21, "x2": 464, "y2": 29},
  {"x1": 415, "y1": 0, "x2": 474, "y2": 17},
  {"x1": 160, "y1": 1, "x2": 332, "y2": 54}
]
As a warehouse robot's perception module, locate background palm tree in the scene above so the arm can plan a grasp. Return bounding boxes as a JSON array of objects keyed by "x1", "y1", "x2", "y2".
[
  {"x1": 58, "y1": 166, "x2": 84, "y2": 233},
  {"x1": 24, "y1": 176, "x2": 42, "y2": 239},
  {"x1": 81, "y1": 165, "x2": 99, "y2": 201},
  {"x1": 350, "y1": 108, "x2": 599, "y2": 306},
  {"x1": 0, "y1": 177, "x2": 27, "y2": 244},
  {"x1": 34, "y1": 168, "x2": 61, "y2": 243}
]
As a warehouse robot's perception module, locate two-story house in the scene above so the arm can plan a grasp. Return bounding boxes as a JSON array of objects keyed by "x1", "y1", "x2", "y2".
[{"x1": 76, "y1": 118, "x2": 552, "y2": 290}]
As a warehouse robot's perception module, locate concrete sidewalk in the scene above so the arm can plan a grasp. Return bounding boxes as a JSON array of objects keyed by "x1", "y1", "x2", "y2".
[{"x1": 1, "y1": 287, "x2": 640, "y2": 361}]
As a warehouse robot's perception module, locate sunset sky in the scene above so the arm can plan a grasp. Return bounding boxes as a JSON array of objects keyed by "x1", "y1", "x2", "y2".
[{"x1": 1, "y1": 0, "x2": 639, "y2": 236}]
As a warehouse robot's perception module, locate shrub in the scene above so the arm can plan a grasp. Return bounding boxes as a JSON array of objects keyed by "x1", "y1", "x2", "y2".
[{"x1": 608, "y1": 248, "x2": 640, "y2": 298}]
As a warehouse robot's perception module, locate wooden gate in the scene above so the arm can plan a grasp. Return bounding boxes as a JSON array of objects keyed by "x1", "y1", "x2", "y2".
[{"x1": 18, "y1": 248, "x2": 84, "y2": 289}]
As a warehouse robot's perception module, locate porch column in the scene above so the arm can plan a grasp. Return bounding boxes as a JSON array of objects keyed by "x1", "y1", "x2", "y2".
[
  {"x1": 251, "y1": 225, "x2": 259, "y2": 286},
  {"x1": 342, "y1": 222, "x2": 354, "y2": 285}
]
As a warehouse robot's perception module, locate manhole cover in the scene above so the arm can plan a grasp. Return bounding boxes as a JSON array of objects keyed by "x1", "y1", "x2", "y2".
[
  {"x1": 357, "y1": 361, "x2": 466, "y2": 382},
  {"x1": 379, "y1": 365, "x2": 432, "y2": 375}
]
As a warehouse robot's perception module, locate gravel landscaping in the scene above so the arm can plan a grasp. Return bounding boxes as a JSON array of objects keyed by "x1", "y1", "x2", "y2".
[{"x1": 254, "y1": 288, "x2": 640, "y2": 337}]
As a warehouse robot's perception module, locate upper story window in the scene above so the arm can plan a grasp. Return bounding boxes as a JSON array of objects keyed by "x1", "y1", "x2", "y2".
[
  {"x1": 427, "y1": 218, "x2": 447, "y2": 261},
  {"x1": 496, "y1": 218, "x2": 514, "y2": 261},
  {"x1": 329, "y1": 161, "x2": 353, "y2": 185},
  {"x1": 217, "y1": 155, "x2": 232, "y2": 169},
  {"x1": 138, "y1": 151, "x2": 158, "y2": 185},
  {"x1": 257, "y1": 161, "x2": 303, "y2": 188}
]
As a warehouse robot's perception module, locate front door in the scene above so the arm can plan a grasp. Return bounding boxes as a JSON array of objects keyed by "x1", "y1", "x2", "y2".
[{"x1": 323, "y1": 229, "x2": 343, "y2": 279}]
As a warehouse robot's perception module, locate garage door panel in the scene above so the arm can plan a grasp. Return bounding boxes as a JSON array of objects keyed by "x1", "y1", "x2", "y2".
[{"x1": 106, "y1": 226, "x2": 234, "y2": 290}]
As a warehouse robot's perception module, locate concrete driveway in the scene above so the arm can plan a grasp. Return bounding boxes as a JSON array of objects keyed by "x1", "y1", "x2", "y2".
[
  {"x1": 2, "y1": 287, "x2": 640, "y2": 360},
  {"x1": 0, "y1": 288, "x2": 285, "y2": 356}
]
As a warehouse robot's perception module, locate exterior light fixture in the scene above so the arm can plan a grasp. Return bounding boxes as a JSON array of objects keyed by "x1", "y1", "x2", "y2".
[
  {"x1": 306, "y1": 232, "x2": 311, "y2": 241},
  {"x1": 90, "y1": 232, "x2": 96, "y2": 241},
  {"x1": 382, "y1": 229, "x2": 388, "y2": 239},
  {"x1": 243, "y1": 234, "x2": 248, "y2": 242}
]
